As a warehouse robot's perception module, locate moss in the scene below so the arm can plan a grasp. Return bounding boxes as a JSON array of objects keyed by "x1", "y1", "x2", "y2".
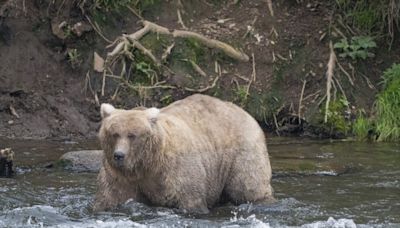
[
  {"x1": 167, "y1": 37, "x2": 213, "y2": 88},
  {"x1": 53, "y1": 159, "x2": 73, "y2": 170},
  {"x1": 140, "y1": 33, "x2": 172, "y2": 58},
  {"x1": 298, "y1": 162, "x2": 317, "y2": 172}
]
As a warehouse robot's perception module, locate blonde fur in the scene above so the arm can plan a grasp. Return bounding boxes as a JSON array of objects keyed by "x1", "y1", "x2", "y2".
[{"x1": 94, "y1": 94, "x2": 274, "y2": 213}]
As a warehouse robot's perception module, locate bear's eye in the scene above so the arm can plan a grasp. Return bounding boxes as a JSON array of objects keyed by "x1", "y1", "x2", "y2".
[
  {"x1": 127, "y1": 133, "x2": 136, "y2": 140},
  {"x1": 112, "y1": 133, "x2": 120, "y2": 138}
]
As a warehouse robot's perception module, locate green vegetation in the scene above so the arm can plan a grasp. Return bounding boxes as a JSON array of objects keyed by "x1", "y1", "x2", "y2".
[
  {"x1": 234, "y1": 85, "x2": 248, "y2": 107},
  {"x1": 67, "y1": 49, "x2": 82, "y2": 68},
  {"x1": 245, "y1": 91, "x2": 283, "y2": 125},
  {"x1": 352, "y1": 64, "x2": 400, "y2": 142},
  {"x1": 324, "y1": 97, "x2": 351, "y2": 135},
  {"x1": 375, "y1": 64, "x2": 400, "y2": 141},
  {"x1": 334, "y1": 36, "x2": 376, "y2": 60},
  {"x1": 352, "y1": 110, "x2": 373, "y2": 141},
  {"x1": 88, "y1": 0, "x2": 134, "y2": 12},
  {"x1": 335, "y1": 0, "x2": 400, "y2": 44}
]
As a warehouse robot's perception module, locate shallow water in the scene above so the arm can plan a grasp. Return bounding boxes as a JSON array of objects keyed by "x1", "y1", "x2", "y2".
[{"x1": 0, "y1": 137, "x2": 399, "y2": 227}]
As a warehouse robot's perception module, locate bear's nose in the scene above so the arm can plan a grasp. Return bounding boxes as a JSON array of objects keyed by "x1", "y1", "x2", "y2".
[{"x1": 113, "y1": 151, "x2": 125, "y2": 161}]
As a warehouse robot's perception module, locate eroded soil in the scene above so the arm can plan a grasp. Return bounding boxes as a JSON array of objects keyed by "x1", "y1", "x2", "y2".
[{"x1": 0, "y1": 0, "x2": 399, "y2": 139}]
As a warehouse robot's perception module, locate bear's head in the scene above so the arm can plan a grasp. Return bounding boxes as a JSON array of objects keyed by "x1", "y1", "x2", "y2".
[
  {"x1": 0, "y1": 148, "x2": 14, "y2": 161},
  {"x1": 99, "y1": 104, "x2": 162, "y2": 173}
]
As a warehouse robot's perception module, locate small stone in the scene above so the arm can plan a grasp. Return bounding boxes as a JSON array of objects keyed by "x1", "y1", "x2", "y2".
[
  {"x1": 7, "y1": 120, "x2": 13, "y2": 125},
  {"x1": 72, "y1": 21, "x2": 92, "y2": 37}
]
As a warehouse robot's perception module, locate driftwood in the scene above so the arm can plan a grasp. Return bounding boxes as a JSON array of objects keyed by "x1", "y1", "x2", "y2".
[{"x1": 0, "y1": 148, "x2": 14, "y2": 178}]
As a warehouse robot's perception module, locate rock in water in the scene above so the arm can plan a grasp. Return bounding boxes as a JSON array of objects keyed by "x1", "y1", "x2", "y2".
[{"x1": 59, "y1": 150, "x2": 103, "y2": 172}]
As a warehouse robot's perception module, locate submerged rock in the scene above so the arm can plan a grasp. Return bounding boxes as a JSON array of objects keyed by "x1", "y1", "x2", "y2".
[{"x1": 58, "y1": 150, "x2": 103, "y2": 172}]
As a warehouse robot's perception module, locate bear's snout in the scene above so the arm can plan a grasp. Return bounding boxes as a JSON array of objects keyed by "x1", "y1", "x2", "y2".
[{"x1": 113, "y1": 151, "x2": 125, "y2": 162}]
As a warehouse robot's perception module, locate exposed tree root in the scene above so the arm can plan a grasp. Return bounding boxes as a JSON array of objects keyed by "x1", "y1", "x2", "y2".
[
  {"x1": 324, "y1": 42, "x2": 336, "y2": 123},
  {"x1": 266, "y1": 0, "x2": 274, "y2": 17},
  {"x1": 298, "y1": 79, "x2": 307, "y2": 124},
  {"x1": 108, "y1": 20, "x2": 249, "y2": 62},
  {"x1": 184, "y1": 76, "x2": 219, "y2": 93},
  {"x1": 100, "y1": 20, "x2": 249, "y2": 97}
]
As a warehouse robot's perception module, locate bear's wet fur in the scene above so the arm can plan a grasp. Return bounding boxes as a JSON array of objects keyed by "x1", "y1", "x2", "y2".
[
  {"x1": 94, "y1": 94, "x2": 274, "y2": 213},
  {"x1": 0, "y1": 148, "x2": 14, "y2": 177}
]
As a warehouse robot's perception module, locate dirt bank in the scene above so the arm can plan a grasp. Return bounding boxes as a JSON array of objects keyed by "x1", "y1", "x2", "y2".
[{"x1": 0, "y1": 0, "x2": 399, "y2": 139}]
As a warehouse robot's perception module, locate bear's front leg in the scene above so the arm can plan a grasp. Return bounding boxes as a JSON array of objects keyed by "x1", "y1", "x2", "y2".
[
  {"x1": 93, "y1": 162, "x2": 138, "y2": 212},
  {"x1": 178, "y1": 197, "x2": 209, "y2": 214}
]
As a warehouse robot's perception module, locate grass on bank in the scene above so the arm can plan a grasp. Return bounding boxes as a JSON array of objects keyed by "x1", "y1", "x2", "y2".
[
  {"x1": 353, "y1": 63, "x2": 400, "y2": 142},
  {"x1": 375, "y1": 63, "x2": 400, "y2": 141}
]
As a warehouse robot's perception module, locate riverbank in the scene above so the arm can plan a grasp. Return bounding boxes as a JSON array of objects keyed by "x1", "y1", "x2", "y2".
[{"x1": 0, "y1": 0, "x2": 399, "y2": 140}]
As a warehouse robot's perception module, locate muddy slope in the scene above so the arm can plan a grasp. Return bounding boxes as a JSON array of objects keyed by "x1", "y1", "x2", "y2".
[{"x1": 0, "y1": 0, "x2": 399, "y2": 139}]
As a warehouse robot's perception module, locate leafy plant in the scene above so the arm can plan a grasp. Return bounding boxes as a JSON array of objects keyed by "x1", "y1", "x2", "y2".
[
  {"x1": 134, "y1": 61, "x2": 157, "y2": 85},
  {"x1": 323, "y1": 97, "x2": 351, "y2": 135},
  {"x1": 67, "y1": 49, "x2": 82, "y2": 68},
  {"x1": 234, "y1": 85, "x2": 248, "y2": 107},
  {"x1": 334, "y1": 36, "x2": 376, "y2": 60}
]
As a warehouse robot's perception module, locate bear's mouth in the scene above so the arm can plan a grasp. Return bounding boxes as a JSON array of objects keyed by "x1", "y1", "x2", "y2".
[{"x1": 113, "y1": 159, "x2": 124, "y2": 168}]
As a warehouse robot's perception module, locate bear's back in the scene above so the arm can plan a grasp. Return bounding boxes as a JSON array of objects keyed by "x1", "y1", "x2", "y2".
[{"x1": 160, "y1": 94, "x2": 263, "y2": 145}]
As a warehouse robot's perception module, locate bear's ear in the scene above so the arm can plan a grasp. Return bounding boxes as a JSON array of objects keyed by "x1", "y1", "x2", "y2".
[
  {"x1": 146, "y1": 107, "x2": 160, "y2": 124},
  {"x1": 100, "y1": 103, "x2": 115, "y2": 119}
]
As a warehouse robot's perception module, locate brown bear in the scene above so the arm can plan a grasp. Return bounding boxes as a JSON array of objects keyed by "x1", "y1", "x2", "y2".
[
  {"x1": 94, "y1": 94, "x2": 274, "y2": 213},
  {"x1": 0, "y1": 148, "x2": 14, "y2": 177}
]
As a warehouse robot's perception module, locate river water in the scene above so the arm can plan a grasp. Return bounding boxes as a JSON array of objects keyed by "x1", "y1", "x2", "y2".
[{"x1": 0, "y1": 138, "x2": 399, "y2": 227}]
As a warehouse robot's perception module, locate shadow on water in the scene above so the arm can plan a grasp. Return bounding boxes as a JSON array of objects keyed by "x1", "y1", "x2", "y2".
[{"x1": 0, "y1": 137, "x2": 399, "y2": 227}]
